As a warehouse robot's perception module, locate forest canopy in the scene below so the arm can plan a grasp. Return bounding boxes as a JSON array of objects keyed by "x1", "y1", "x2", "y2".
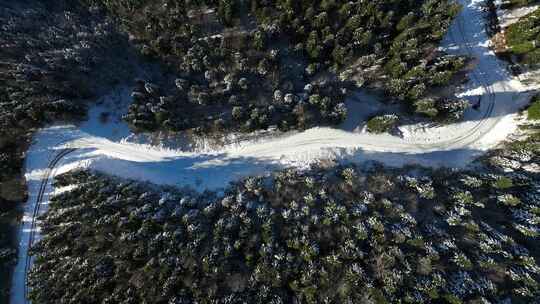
[{"x1": 83, "y1": 0, "x2": 467, "y2": 134}]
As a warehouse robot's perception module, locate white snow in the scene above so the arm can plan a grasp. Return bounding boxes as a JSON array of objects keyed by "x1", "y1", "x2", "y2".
[
  {"x1": 9, "y1": 0, "x2": 537, "y2": 303},
  {"x1": 495, "y1": 0, "x2": 539, "y2": 28}
]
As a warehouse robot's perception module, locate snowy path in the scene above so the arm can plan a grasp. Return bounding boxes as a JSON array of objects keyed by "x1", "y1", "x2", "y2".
[
  {"x1": 9, "y1": 0, "x2": 536, "y2": 302},
  {"x1": 20, "y1": 148, "x2": 75, "y2": 302}
]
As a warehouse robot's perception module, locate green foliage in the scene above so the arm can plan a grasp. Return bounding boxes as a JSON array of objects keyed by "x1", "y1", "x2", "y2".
[
  {"x1": 366, "y1": 115, "x2": 398, "y2": 134},
  {"x1": 506, "y1": 8, "x2": 540, "y2": 65},
  {"x1": 498, "y1": 194, "x2": 521, "y2": 206},
  {"x1": 85, "y1": 0, "x2": 466, "y2": 132},
  {"x1": 444, "y1": 294, "x2": 463, "y2": 304},
  {"x1": 218, "y1": 0, "x2": 235, "y2": 26},
  {"x1": 414, "y1": 98, "x2": 439, "y2": 118},
  {"x1": 493, "y1": 176, "x2": 514, "y2": 189},
  {"x1": 527, "y1": 94, "x2": 540, "y2": 120},
  {"x1": 0, "y1": 2, "x2": 134, "y2": 302}
]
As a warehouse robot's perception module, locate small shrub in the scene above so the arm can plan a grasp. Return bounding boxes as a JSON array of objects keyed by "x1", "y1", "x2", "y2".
[
  {"x1": 527, "y1": 95, "x2": 540, "y2": 120},
  {"x1": 366, "y1": 115, "x2": 399, "y2": 134},
  {"x1": 494, "y1": 176, "x2": 514, "y2": 189}
]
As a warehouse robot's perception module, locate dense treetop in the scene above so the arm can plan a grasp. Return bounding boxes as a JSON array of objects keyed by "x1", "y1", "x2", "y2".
[
  {"x1": 82, "y1": 0, "x2": 467, "y2": 133},
  {"x1": 0, "y1": 2, "x2": 135, "y2": 300},
  {"x1": 506, "y1": 7, "x2": 540, "y2": 66}
]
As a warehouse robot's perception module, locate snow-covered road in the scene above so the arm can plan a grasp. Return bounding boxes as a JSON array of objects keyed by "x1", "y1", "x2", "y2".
[{"x1": 9, "y1": 0, "x2": 537, "y2": 302}]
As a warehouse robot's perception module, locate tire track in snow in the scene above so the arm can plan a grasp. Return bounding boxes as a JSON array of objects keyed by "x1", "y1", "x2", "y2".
[{"x1": 23, "y1": 148, "x2": 76, "y2": 303}]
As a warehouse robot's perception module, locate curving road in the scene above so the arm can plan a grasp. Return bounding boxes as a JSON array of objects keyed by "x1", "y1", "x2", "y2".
[
  {"x1": 51, "y1": 0, "x2": 533, "y2": 179},
  {"x1": 47, "y1": 1, "x2": 532, "y2": 187}
]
